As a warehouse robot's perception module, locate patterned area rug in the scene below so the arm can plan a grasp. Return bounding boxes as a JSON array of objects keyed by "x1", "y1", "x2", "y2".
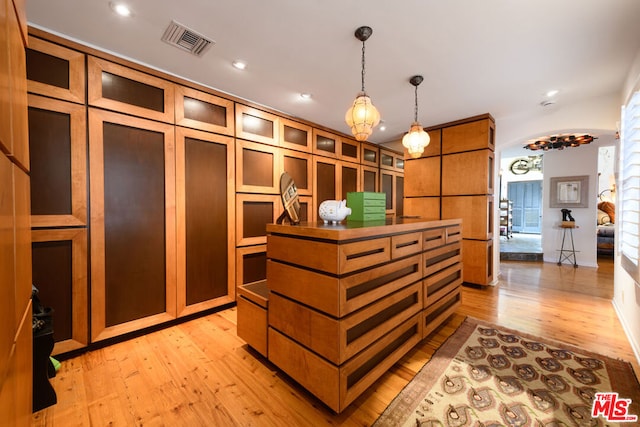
[{"x1": 374, "y1": 317, "x2": 640, "y2": 426}]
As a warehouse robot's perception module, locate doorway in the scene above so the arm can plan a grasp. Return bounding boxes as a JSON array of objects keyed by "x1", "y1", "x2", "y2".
[{"x1": 508, "y1": 180, "x2": 543, "y2": 233}]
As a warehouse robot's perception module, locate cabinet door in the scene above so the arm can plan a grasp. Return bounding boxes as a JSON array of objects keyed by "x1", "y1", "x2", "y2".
[
  {"x1": 32, "y1": 228, "x2": 88, "y2": 354},
  {"x1": 361, "y1": 142, "x2": 379, "y2": 167},
  {"x1": 236, "y1": 139, "x2": 279, "y2": 194},
  {"x1": 441, "y1": 149, "x2": 494, "y2": 196},
  {"x1": 235, "y1": 104, "x2": 279, "y2": 146},
  {"x1": 313, "y1": 157, "x2": 339, "y2": 213},
  {"x1": 280, "y1": 148, "x2": 312, "y2": 196},
  {"x1": 175, "y1": 86, "x2": 234, "y2": 135},
  {"x1": 28, "y1": 94, "x2": 87, "y2": 227},
  {"x1": 313, "y1": 129, "x2": 340, "y2": 159},
  {"x1": 339, "y1": 161, "x2": 360, "y2": 201},
  {"x1": 280, "y1": 118, "x2": 312, "y2": 152},
  {"x1": 89, "y1": 109, "x2": 176, "y2": 341},
  {"x1": 361, "y1": 165, "x2": 379, "y2": 192},
  {"x1": 380, "y1": 169, "x2": 404, "y2": 216},
  {"x1": 0, "y1": 154, "x2": 16, "y2": 383},
  {"x1": 176, "y1": 127, "x2": 235, "y2": 316}
]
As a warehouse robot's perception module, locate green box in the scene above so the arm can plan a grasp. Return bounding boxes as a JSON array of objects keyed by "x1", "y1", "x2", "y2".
[{"x1": 347, "y1": 192, "x2": 386, "y2": 221}]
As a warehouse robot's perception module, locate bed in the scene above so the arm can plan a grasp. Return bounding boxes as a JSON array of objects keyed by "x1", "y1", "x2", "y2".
[{"x1": 597, "y1": 201, "x2": 615, "y2": 257}]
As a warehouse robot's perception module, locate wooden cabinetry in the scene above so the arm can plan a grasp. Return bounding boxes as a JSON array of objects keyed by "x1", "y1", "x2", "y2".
[
  {"x1": 239, "y1": 219, "x2": 462, "y2": 413},
  {"x1": 500, "y1": 199, "x2": 513, "y2": 239},
  {"x1": 404, "y1": 114, "x2": 495, "y2": 285},
  {"x1": 0, "y1": 0, "x2": 32, "y2": 423}
]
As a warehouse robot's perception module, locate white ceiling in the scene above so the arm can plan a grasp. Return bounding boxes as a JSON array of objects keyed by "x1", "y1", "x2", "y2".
[{"x1": 26, "y1": 0, "x2": 640, "y2": 146}]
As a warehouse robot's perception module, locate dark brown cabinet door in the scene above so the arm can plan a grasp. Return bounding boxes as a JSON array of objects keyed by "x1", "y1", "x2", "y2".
[
  {"x1": 89, "y1": 109, "x2": 176, "y2": 341},
  {"x1": 176, "y1": 127, "x2": 235, "y2": 316}
]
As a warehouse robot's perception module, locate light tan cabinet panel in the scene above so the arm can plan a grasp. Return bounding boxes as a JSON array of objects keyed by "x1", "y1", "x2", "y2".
[
  {"x1": 235, "y1": 104, "x2": 279, "y2": 146},
  {"x1": 279, "y1": 117, "x2": 312, "y2": 152},
  {"x1": 7, "y1": 5, "x2": 28, "y2": 168},
  {"x1": 441, "y1": 195, "x2": 494, "y2": 240},
  {"x1": 89, "y1": 109, "x2": 177, "y2": 342},
  {"x1": 236, "y1": 139, "x2": 280, "y2": 194},
  {"x1": 403, "y1": 129, "x2": 442, "y2": 159},
  {"x1": 462, "y1": 239, "x2": 494, "y2": 286},
  {"x1": 32, "y1": 228, "x2": 88, "y2": 355},
  {"x1": 442, "y1": 116, "x2": 495, "y2": 154},
  {"x1": 0, "y1": 153, "x2": 16, "y2": 385},
  {"x1": 404, "y1": 156, "x2": 440, "y2": 197},
  {"x1": 441, "y1": 149, "x2": 494, "y2": 196},
  {"x1": 28, "y1": 94, "x2": 87, "y2": 227},
  {"x1": 88, "y1": 56, "x2": 176, "y2": 123},
  {"x1": 175, "y1": 86, "x2": 234, "y2": 135},
  {"x1": 404, "y1": 197, "x2": 440, "y2": 220},
  {"x1": 176, "y1": 127, "x2": 235, "y2": 317},
  {"x1": 12, "y1": 166, "x2": 30, "y2": 328},
  {"x1": 26, "y1": 36, "x2": 86, "y2": 104}
]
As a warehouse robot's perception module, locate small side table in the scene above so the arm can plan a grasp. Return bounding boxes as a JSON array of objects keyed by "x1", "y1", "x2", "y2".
[{"x1": 557, "y1": 222, "x2": 578, "y2": 268}]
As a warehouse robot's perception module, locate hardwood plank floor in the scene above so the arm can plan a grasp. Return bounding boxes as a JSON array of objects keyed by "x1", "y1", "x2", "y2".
[{"x1": 32, "y1": 258, "x2": 639, "y2": 426}]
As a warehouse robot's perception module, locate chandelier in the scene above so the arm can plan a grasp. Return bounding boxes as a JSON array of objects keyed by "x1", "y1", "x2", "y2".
[
  {"x1": 524, "y1": 134, "x2": 597, "y2": 151},
  {"x1": 345, "y1": 26, "x2": 380, "y2": 142},
  {"x1": 402, "y1": 75, "x2": 430, "y2": 158}
]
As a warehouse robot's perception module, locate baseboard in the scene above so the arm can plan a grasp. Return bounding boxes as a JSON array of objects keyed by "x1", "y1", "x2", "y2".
[{"x1": 612, "y1": 298, "x2": 640, "y2": 367}]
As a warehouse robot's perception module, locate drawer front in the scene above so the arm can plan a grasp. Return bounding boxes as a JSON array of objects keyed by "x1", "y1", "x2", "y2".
[
  {"x1": 424, "y1": 242, "x2": 462, "y2": 276},
  {"x1": 237, "y1": 296, "x2": 268, "y2": 357},
  {"x1": 446, "y1": 224, "x2": 462, "y2": 243},
  {"x1": 422, "y1": 228, "x2": 446, "y2": 250},
  {"x1": 424, "y1": 263, "x2": 462, "y2": 307},
  {"x1": 269, "y1": 282, "x2": 422, "y2": 365},
  {"x1": 423, "y1": 287, "x2": 462, "y2": 338},
  {"x1": 391, "y1": 232, "x2": 423, "y2": 259},
  {"x1": 339, "y1": 237, "x2": 390, "y2": 274}
]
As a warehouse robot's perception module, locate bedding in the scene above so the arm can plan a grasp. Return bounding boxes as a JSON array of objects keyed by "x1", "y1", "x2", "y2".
[{"x1": 597, "y1": 223, "x2": 615, "y2": 256}]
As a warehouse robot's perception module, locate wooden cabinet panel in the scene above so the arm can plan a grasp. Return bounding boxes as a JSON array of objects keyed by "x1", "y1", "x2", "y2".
[
  {"x1": 361, "y1": 165, "x2": 378, "y2": 192},
  {"x1": 89, "y1": 109, "x2": 176, "y2": 341},
  {"x1": 235, "y1": 104, "x2": 279, "y2": 146},
  {"x1": 380, "y1": 169, "x2": 403, "y2": 216},
  {"x1": 175, "y1": 86, "x2": 234, "y2": 135},
  {"x1": 339, "y1": 161, "x2": 360, "y2": 201},
  {"x1": 26, "y1": 36, "x2": 85, "y2": 104},
  {"x1": 12, "y1": 165, "x2": 30, "y2": 328},
  {"x1": 0, "y1": 0, "x2": 9, "y2": 156},
  {"x1": 280, "y1": 148, "x2": 312, "y2": 196},
  {"x1": 312, "y1": 128, "x2": 340, "y2": 159},
  {"x1": 236, "y1": 245, "x2": 267, "y2": 287},
  {"x1": 32, "y1": 228, "x2": 88, "y2": 355},
  {"x1": 360, "y1": 142, "x2": 379, "y2": 167},
  {"x1": 0, "y1": 153, "x2": 16, "y2": 384},
  {"x1": 340, "y1": 137, "x2": 360, "y2": 163},
  {"x1": 441, "y1": 149, "x2": 494, "y2": 196},
  {"x1": 442, "y1": 116, "x2": 495, "y2": 154},
  {"x1": 404, "y1": 156, "x2": 440, "y2": 197},
  {"x1": 380, "y1": 148, "x2": 404, "y2": 173},
  {"x1": 462, "y1": 239, "x2": 493, "y2": 286},
  {"x1": 313, "y1": 156, "x2": 338, "y2": 212},
  {"x1": 236, "y1": 194, "x2": 279, "y2": 246},
  {"x1": 88, "y1": 56, "x2": 175, "y2": 123},
  {"x1": 279, "y1": 117, "x2": 312, "y2": 152},
  {"x1": 404, "y1": 197, "x2": 440, "y2": 220},
  {"x1": 236, "y1": 139, "x2": 279, "y2": 194},
  {"x1": 7, "y1": 3, "x2": 27, "y2": 168},
  {"x1": 28, "y1": 94, "x2": 87, "y2": 227},
  {"x1": 441, "y1": 195, "x2": 493, "y2": 240},
  {"x1": 176, "y1": 128, "x2": 235, "y2": 316}
]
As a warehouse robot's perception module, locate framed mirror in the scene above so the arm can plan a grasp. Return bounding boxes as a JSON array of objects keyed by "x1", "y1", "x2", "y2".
[{"x1": 277, "y1": 172, "x2": 301, "y2": 224}]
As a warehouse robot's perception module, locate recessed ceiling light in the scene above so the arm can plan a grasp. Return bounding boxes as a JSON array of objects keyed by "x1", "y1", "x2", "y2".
[
  {"x1": 110, "y1": 2, "x2": 132, "y2": 17},
  {"x1": 378, "y1": 121, "x2": 386, "y2": 131},
  {"x1": 232, "y1": 60, "x2": 247, "y2": 70},
  {"x1": 300, "y1": 93, "x2": 312, "y2": 100},
  {"x1": 545, "y1": 89, "x2": 559, "y2": 97}
]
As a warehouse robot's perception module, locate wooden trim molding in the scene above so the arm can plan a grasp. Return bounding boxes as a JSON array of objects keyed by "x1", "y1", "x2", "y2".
[
  {"x1": 175, "y1": 127, "x2": 235, "y2": 317},
  {"x1": 88, "y1": 108, "x2": 177, "y2": 342},
  {"x1": 27, "y1": 35, "x2": 86, "y2": 104},
  {"x1": 32, "y1": 228, "x2": 88, "y2": 355},
  {"x1": 28, "y1": 94, "x2": 87, "y2": 227},
  {"x1": 88, "y1": 56, "x2": 176, "y2": 124}
]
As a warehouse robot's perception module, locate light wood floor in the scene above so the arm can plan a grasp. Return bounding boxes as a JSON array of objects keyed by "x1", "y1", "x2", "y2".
[{"x1": 32, "y1": 258, "x2": 639, "y2": 426}]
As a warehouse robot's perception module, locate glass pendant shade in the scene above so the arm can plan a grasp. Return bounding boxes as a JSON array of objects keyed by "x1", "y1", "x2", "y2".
[
  {"x1": 345, "y1": 92, "x2": 381, "y2": 141},
  {"x1": 402, "y1": 122, "x2": 430, "y2": 158}
]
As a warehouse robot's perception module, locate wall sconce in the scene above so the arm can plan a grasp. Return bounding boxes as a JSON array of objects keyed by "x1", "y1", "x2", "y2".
[
  {"x1": 345, "y1": 26, "x2": 380, "y2": 142},
  {"x1": 524, "y1": 134, "x2": 597, "y2": 151},
  {"x1": 402, "y1": 75, "x2": 430, "y2": 158}
]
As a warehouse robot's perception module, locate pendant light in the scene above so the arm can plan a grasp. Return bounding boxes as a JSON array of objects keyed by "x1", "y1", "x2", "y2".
[
  {"x1": 402, "y1": 75, "x2": 430, "y2": 158},
  {"x1": 345, "y1": 26, "x2": 380, "y2": 142}
]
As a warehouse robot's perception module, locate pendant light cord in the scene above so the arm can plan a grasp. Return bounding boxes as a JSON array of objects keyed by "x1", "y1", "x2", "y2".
[
  {"x1": 414, "y1": 85, "x2": 419, "y2": 122},
  {"x1": 361, "y1": 40, "x2": 366, "y2": 92}
]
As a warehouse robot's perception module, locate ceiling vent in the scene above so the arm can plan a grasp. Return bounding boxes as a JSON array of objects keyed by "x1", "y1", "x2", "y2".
[{"x1": 161, "y1": 20, "x2": 214, "y2": 57}]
